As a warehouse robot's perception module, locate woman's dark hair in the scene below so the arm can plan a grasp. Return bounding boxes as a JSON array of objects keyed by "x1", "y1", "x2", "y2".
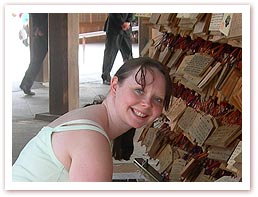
[
  {"x1": 114, "y1": 57, "x2": 172, "y2": 111},
  {"x1": 112, "y1": 128, "x2": 136, "y2": 161},
  {"x1": 83, "y1": 96, "x2": 135, "y2": 161}
]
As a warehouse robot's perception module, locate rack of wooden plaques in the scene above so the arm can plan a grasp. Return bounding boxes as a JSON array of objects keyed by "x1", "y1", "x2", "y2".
[{"x1": 137, "y1": 13, "x2": 242, "y2": 182}]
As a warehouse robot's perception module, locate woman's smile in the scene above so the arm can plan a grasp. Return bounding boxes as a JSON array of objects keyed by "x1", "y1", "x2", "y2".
[{"x1": 131, "y1": 107, "x2": 148, "y2": 118}]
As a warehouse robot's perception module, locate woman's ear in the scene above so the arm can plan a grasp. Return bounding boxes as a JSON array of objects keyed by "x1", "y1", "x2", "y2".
[{"x1": 110, "y1": 76, "x2": 119, "y2": 96}]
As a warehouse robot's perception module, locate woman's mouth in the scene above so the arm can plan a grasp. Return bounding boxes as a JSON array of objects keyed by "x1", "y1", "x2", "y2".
[{"x1": 132, "y1": 108, "x2": 147, "y2": 118}]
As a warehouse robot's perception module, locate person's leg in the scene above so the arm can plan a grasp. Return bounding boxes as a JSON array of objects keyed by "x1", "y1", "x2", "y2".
[
  {"x1": 119, "y1": 34, "x2": 133, "y2": 62},
  {"x1": 20, "y1": 36, "x2": 48, "y2": 95},
  {"x1": 102, "y1": 33, "x2": 119, "y2": 84}
]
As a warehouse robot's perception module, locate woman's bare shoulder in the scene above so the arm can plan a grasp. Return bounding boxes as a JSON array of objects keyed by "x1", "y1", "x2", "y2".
[{"x1": 48, "y1": 104, "x2": 107, "y2": 128}]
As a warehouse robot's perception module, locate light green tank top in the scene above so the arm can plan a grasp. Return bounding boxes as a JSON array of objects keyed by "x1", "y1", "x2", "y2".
[{"x1": 12, "y1": 119, "x2": 110, "y2": 182}]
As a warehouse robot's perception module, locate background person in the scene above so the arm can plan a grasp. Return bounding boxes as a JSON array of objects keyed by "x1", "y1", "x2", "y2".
[
  {"x1": 101, "y1": 13, "x2": 134, "y2": 85},
  {"x1": 18, "y1": 13, "x2": 30, "y2": 47},
  {"x1": 19, "y1": 13, "x2": 48, "y2": 95}
]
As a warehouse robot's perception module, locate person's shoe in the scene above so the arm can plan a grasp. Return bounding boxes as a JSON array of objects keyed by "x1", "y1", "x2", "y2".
[
  {"x1": 103, "y1": 79, "x2": 110, "y2": 85},
  {"x1": 19, "y1": 84, "x2": 35, "y2": 96},
  {"x1": 101, "y1": 74, "x2": 111, "y2": 85}
]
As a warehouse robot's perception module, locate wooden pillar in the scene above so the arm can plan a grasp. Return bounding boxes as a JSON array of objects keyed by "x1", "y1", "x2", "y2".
[
  {"x1": 34, "y1": 13, "x2": 79, "y2": 121},
  {"x1": 48, "y1": 13, "x2": 79, "y2": 115},
  {"x1": 138, "y1": 17, "x2": 152, "y2": 55}
]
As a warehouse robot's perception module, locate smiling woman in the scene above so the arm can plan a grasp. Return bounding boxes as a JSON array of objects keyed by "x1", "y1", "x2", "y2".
[
  {"x1": 12, "y1": 57, "x2": 172, "y2": 182},
  {"x1": 111, "y1": 57, "x2": 172, "y2": 129},
  {"x1": 114, "y1": 57, "x2": 172, "y2": 111}
]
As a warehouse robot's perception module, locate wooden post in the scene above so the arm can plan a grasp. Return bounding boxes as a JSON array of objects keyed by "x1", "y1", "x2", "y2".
[
  {"x1": 138, "y1": 17, "x2": 152, "y2": 56},
  {"x1": 35, "y1": 13, "x2": 79, "y2": 121},
  {"x1": 48, "y1": 13, "x2": 79, "y2": 116}
]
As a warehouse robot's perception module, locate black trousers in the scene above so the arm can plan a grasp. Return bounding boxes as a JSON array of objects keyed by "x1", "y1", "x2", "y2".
[
  {"x1": 20, "y1": 35, "x2": 48, "y2": 89},
  {"x1": 101, "y1": 32, "x2": 133, "y2": 81}
]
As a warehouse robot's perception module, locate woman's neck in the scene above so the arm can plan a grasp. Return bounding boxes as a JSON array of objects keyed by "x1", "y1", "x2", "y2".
[{"x1": 102, "y1": 97, "x2": 131, "y2": 139}]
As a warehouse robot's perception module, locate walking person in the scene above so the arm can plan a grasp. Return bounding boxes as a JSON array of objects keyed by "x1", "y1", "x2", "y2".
[
  {"x1": 18, "y1": 13, "x2": 30, "y2": 47},
  {"x1": 19, "y1": 13, "x2": 48, "y2": 95},
  {"x1": 101, "y1": 13, "x2": 134, "y2": 85}
]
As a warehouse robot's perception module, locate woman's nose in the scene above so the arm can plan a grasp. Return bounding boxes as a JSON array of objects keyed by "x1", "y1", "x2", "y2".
[{"x1": 140, "y1": 97, "x2": 152, "y2": 108}]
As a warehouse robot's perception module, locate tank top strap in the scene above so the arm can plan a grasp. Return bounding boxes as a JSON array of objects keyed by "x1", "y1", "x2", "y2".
[
  {"x1": 52, "y1": 119, "x2": 110, "y2": 145},
  {"x1": 55, "y1": 119, "x2": 104, "y2": 129}
]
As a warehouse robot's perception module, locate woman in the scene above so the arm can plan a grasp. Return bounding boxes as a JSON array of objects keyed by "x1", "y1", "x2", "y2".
[{"x1": 12, "y1": 57, "x2": 172, "y2": 182}]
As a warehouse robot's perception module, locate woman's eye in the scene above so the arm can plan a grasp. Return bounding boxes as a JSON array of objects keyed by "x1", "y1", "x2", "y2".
[
  {"x1": 154, "y1": 97, "x2": 163, "y2": 105},
  {"x1": 135, "y1": 89, "x2": 144, "y2": 95}
]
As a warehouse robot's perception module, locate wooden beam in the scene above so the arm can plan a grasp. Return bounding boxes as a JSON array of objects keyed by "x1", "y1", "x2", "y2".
[
  {"x1": 138, "y1": 17, "x2": 152, "y2": 56},
  {"x1": 48, "y1": 13, "x2": 79, "y2": 115}
]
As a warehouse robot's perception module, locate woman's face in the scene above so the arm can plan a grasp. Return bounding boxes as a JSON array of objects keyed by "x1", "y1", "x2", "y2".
[{"x1": 112, "y1": 67, "x2": 166, "y2": 129}]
